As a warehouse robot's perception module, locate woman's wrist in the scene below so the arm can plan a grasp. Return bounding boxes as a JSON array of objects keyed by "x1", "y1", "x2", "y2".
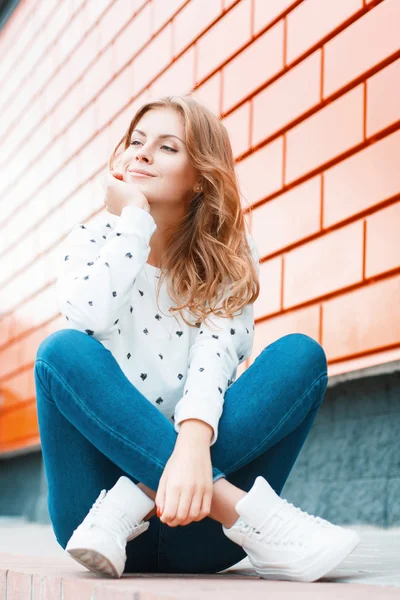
[{"x1": 176, "y1": 419, "x2": 213, "y2": 444}]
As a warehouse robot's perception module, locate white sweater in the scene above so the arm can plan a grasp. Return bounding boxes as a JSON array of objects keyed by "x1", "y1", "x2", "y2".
[{"x1": 55, "y1": 205, "x2": 260, "y2": 445}]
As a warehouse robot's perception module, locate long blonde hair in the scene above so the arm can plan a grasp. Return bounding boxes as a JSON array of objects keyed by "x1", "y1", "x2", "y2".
[{"x1": 109, "y1": 95, "x2": 260, "y2": 329}]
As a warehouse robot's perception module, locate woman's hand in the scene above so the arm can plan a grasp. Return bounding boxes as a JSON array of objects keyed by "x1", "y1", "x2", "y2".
[
  {"x1": 101, "y1": 170, "x2": 151, "y2": 216},
  {"x1": 155, "y1": 442, "x2": 214, "y2": 527}
]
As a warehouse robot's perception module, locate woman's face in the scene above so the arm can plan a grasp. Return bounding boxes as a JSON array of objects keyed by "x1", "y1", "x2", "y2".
[{"x1": 119, "y1": 106, "x2": 200, "y2": 207}]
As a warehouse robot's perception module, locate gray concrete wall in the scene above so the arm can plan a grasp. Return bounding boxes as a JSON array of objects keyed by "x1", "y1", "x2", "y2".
[
  {"x1": 0, "y1": 449, "x2": 47, "y2": 522},
  {"x1": 283, "y1": 366, "x2": 400, "y2": 528}
]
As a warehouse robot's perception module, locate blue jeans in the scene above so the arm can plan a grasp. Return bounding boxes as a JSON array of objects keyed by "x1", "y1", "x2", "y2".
[{"x1": 34, "y1": 329, "x2": 328, "y2": 574}]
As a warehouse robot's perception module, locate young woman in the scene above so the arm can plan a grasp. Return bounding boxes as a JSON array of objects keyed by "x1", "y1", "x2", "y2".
[{"x1": 34, "y1": 95, "x2": 360, "y2": 582}]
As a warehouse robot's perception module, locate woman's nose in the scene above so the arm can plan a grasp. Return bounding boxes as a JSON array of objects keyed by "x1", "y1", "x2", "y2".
[{"x1": 134, "y1": 150, "x2": 152, "y2": 163}]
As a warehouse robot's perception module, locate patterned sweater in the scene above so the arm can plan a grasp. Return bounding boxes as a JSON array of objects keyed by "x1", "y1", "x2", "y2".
[{"x1": 55, "y1": 205, "x2": 260, "y2": 445}]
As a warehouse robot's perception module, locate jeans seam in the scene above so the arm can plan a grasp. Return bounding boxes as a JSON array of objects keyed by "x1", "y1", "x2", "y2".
[
  {"x1": 35, "y1": 358, "x2": 167, "y2": 475},
  {"x1": 222, "y1": 372, "x2": 328, "y2": 476}
]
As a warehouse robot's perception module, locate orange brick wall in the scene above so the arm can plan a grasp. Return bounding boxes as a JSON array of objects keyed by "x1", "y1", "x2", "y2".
[{"x1": 0, "y1": 0, "x2": 399, "y2": 454}]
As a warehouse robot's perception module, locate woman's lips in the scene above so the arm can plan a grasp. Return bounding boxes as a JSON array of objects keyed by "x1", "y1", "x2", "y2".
[{"x1": 129, "y1": 172, "x2": 153, "y2": 177}]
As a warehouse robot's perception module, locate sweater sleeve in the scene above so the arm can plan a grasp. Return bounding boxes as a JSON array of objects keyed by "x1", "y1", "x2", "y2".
[
  {"x1": 55, "y1": 205, "x2": 157, "y2": 340},
  {"x1": 173, "y1": 233, "x2": 260, "y2": 446}
]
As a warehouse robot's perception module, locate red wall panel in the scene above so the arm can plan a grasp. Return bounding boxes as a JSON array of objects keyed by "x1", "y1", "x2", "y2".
[{"x1": 0, "y1": 0, "x2": 399, "y2": 454}]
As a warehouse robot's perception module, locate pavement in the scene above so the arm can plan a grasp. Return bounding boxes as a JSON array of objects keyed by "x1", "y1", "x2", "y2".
[{"x1": 0, "y1": 518, "x2": 399, "y2": 598}]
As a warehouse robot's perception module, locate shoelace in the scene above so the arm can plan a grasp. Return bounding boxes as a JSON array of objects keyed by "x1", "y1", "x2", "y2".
[
  {"x1": 85, "y1": 490, "x2": 142, "y2": 539},
  {"x1": 280, "y1": 499, "x2": 331, "y2": 526},
  {"x1": 237, "y1": 500, "x2": 332, "y2": 546}
]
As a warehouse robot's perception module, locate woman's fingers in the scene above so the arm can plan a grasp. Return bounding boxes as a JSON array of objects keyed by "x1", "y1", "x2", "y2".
[
  {"x1": 179, "y1": 493, "x2": 204, "y2": 526},
  {"x1": 160, "y1": 489, "x2": 182, "y2": 525},
  {"x1": 165, "y1": 492, "x2": 193, "y2": 527}
]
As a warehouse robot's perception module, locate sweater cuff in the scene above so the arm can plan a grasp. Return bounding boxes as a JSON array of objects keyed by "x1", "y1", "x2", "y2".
[{"x1": 119, "y1": 205, "x2": 157, "y2": 240}]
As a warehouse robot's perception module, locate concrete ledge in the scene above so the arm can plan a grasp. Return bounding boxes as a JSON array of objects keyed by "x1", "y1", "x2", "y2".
[
  {"x1": 327, "y1": 360, "x2": 400, "y2": 388},
  {"x1": 1, "y1": 552, "x2": 399, "y2": 599}
]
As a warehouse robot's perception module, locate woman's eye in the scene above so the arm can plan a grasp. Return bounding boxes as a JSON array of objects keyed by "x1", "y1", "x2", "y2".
[{"x1": 130, "y1": 140, "x2": 177, "y2": 152}]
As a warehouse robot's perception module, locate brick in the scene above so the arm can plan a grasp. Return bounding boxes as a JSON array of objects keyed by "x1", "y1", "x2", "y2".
[
  {"x1": 285, "y1": 85, "x2": 364, "y2": 183},
  {"x1": 254, "y1": 256, "x2": 282, "y2": 319},
  {"x1": 49, "y1": 152, "x2": 79, "y2": 207},
  {"x1": 32, "y1": 574, "x2": 63, "y2": 600},
  {"x1": 223, "y1": 0, "x2": 237, "y2": 9},
  {"x1": 284, "y1": 222, "x2": 364, "y2": 308},
  {"x1": 1, "y1": 366, "x2": 32, "y2": 405},
  {"x1": 6, "y1": 570, "x2": 32, "y2": 599},
  {"x1": 196, "y1": 0, "x2": 251, "y2": 81},
  {"x1": 323, "y1": 130, "x2": 400, "y2": 227},
  {"x1": 254, "y1": 0, "x2": 298, "y2": 35},
  {"x1": 58, "y1": 577, "x2": 97, "y2": 599},
  {"x1": 56, "y1": 9, "x2": 86, "y2": 65},
  {"x1": 221, "y1": 101, "x2": 251, "y2": 158},
  {"x1": 43, "y1": 64, "x2": 73, "y2": 116},
  {"x1": 14, "y1": 24, "x2": 46, "y2": 86},
  {"x1": 81, "y1": 44, "x2": 114, "y2": 105},
  {"x1": 63, "y1": 184, "x2": 94, "y2": 229},
  {"x1": 0, "y1": 10, "x2": 34, "y2": 86},
  {"x1": 78, "y1": 127, "x2": 109, "y2": 183},
  {"x1": 112, "y1": 4, "x2": 151, "y2": 73},
  {"x1": 222, "y1": 21, "x2": 283, "y2": 113},
  {"x1": 43, "y1": 1, "x2": 71, "y2": 49},
  {"x1": 173, "y1": 0, "x2": 222, "y2": 57},
  {"x1": 52, "y1": 82, "x2": 82, "y2": 139},
  {"x1": 0, "y1": 569, "x2": 6, "y2": 598},
  {"x1": 287, "y1": 0, "x2": 362, "y2": 64},
  {"x1": 1, "y1": 66, "x2": 33, "y2": 126},
  {"x1": 323, "y1": 275, "x2": 400, "y2": 359},
  {"x1": 236, "y1": 137, "x2": 283, "y2": 204},
  {"x1": 67, "y1": 25, "x2": 101, "y2": 86},
  {"x1": 32, "y1": 50, "x2": 57, "y2": 103},
  {"x1": 95, "y1": 64, "x2": 135, "y2": 130},
  {"x1": 97, "y1": 0, "x2": 136, "y2": 50},
  {"x1": 366, "y1": 202, "x2": 400, "y2": 278},
  {"x1": 151, "y1": 0, "x2": 187, "y2": 33},
  {"x1": 40, "y1": 206, "x2": 66, "y2": 252},
  {"x1": 190, "y1": 71, "x2": 221, "y2": 115},
  {"x1": 66, "y1": 102, "x2": 97, "y2": 158},
  {"x1": 149, "y1": 46, "x2": 195, "y2": 98},
  {"x1": 133, "y1": 25, "x2": 173, "y2": 92},
  {"x1": 9, "y1": 95, "x2": 42, "y2": 159},
  {"x1": 84, "y1": 0, "x2": 113, "y2": 28},
  {"x1": 324, "y1": 0, "x2": 400, "y2": 97},
  {"x1": 0, "y1": 314, "x2": 14, "y2": 346},
  {"x1": 252, "y1": 49, "x2": 321, "y2": 146},
  {"x1": 0, "y1": 336, "x2": 21, "y2": 378},
  {"x1": 132, "y1": 0, "x2": 147, "y2": 10},
  {"x1": 250, "y1": 304, "x2": 320, "y2": 363},
  {"x1": 366, "y1": 58, "x2": 400, "y2": 137},
  {"x1": 252, "y1": 176, "x2": 321, "y2": 256}
]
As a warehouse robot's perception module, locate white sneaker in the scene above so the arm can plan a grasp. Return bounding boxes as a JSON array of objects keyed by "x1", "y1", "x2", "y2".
[
  {"x1": 222, "y1": 476, "x2": 361, "y2": 583},
  {"x1": 65, "y1": 476, "x2": 155, "y2": 578}
]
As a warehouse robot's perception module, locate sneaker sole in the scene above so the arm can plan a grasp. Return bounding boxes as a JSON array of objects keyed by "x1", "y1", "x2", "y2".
[
  {"x1": 65, "y1": 527, "x2": 125, "y2": 578},
  {"x1": 66, "y1": 547, "x2": 120, "y2": 578},
  {"x1": 253, "y1": 530, "x2": 361, "y2": 583}
]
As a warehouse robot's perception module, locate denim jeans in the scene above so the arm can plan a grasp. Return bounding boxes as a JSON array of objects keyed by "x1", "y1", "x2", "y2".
[{"x1": 34, "y1": 329, "x2": 328, "y2": 574}]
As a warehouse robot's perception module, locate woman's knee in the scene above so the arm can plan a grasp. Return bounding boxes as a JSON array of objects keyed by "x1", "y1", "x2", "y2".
[
  {"x1": 276, "y1": 333, "x2": 328, "y2": 379},
  {"x1": 35, "y1": 329, "x2": 89, "y2": 365}
]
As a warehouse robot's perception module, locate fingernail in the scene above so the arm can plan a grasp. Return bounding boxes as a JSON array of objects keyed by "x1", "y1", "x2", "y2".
[{"x1": 157, "y1": 507, "x2": 162, "y2": 517}]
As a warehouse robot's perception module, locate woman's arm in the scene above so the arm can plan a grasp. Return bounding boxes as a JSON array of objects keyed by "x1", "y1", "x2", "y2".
[{"x1": 176, "y1": 418, "x2": 214, "y2": 445}]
